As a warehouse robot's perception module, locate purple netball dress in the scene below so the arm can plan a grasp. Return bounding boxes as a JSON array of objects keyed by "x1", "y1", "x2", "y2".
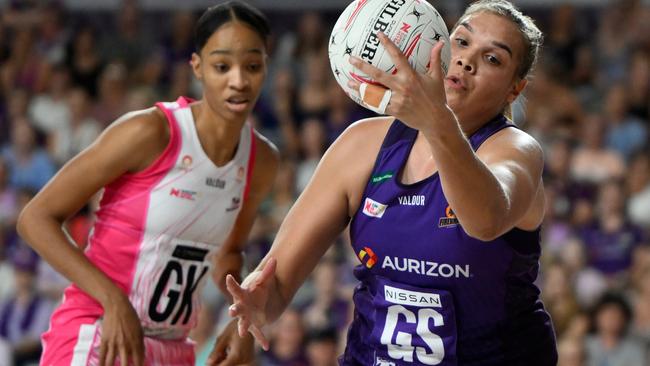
[{"x1": 342, "y1": 116, "x2": 557, "y2": 366}]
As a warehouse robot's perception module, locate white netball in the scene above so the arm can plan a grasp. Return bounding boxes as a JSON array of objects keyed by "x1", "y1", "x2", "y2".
[{"x1": 328, "y1": 0, "x2": 451, "y2": 112}]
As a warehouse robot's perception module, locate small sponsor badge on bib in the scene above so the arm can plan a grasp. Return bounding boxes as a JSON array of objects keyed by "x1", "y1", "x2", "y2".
[{"x1": 363, "y1": 197, "x2": 388, "y2": 218}]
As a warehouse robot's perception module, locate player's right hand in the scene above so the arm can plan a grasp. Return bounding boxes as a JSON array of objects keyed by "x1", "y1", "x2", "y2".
[
  {"x1": 99, "y1": 291, "x2": 144, "y2": 366},
  {"x1": 226, "y1": 257, "x2": 277, "y2": 351}
]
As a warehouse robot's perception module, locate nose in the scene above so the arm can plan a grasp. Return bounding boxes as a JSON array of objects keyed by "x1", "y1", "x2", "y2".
[
  {"x1": 229, "y1": 67, "x2": 249, "y2": 90},
  {"x1": 456, "y1": 57, "x2": 475, "y2": 74}
]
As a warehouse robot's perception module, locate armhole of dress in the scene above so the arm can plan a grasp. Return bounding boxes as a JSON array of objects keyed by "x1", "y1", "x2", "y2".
[
  {"x1": 243, "y1": 126, "x2": 257, "y2": 203},
  {"x1": 122, "y1": 102, "x2": 182, "y2": 179},
  {"x1": 471, "y1": 116, "x2": 515, "y2": 151},
  {"x1": 365, "y1": 119, "x2": 418, "y2": 179}
]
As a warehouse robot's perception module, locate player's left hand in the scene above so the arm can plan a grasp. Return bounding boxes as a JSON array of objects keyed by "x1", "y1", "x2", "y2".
[
  {"x1": 348, "y1": 32, "x2": 452, "y2": 135},
  {"x1": 206, "y1": 318, "x2": 255, "y2": 366}
]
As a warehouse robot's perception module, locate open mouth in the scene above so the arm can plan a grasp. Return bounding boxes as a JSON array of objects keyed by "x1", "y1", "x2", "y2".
[
  {"x1": 226, "y1": 97, "x2": 250, "y2": 112},
  {"x1": 445, "y1": 75, "x2": 466, "y2": 90}
]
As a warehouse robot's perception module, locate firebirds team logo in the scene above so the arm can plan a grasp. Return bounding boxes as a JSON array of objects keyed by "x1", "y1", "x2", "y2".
[{"x1": 439, "y1": 205, "x2": 459, "y2": 228}]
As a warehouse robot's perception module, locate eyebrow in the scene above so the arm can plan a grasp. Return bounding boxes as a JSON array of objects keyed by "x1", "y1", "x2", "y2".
[
  {"x1": 460, "y1": 21, "x2": 473, "y2": 32},
  {"x1": 209, "y1": 49, "x2": 264, "y2": 55},
  {"x1": 492, "y1": 41, "x2": 513, "y2": 57},
  {"x1": 459, "y1": 22, "x2": 513, "y2": 58}
]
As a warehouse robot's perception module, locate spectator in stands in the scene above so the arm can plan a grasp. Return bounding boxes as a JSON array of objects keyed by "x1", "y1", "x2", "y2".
[
  {"x1": 0, "y1": 28, "x2": 45, "y2": 93},
  {"x1": 28, "y1": 63, "x2": 71, "y2": 134},
  {"x1": 631, "y1": 264, "x2": 650, "y2": 343},
  {"x1": 586, "y1": 292, "x2": 646, "y2": 366},
  {"x1": 275, "y1": 11, "x2": 327, "y2": 85},
  {"x1": 260, "y1": 308, "x2": 308, "y2": 366},
  {"x1": 48, "y1": 87, "x2": 101, "y2": 165},
  {"x1": 581, "y1": 180, "x2": 644, "y2": 279},
  {"x1": 65, "y1": 25, "x2": 104, "y2": 98},
  {"x1": 558, "y1": 238, "x2": 607, "y2": 309},
  {"x1": 1, "y1": 88, "x2": 30, "y2": 144},
  {"x1": 100, "y1": 0, "x2": 151, "y2": 70},
  {"x1": 0, "y1": 157, "x2": 18, "y2": 231},
  {"x1": 306, "y1": 327, "x2": 339, "y2": 366},
  {"x1": 0, "y1": 244, "x2": 53, "y2": 366},
  {"x1": 324, "y1": 83, "x2": 371, "y2": 145},
  {"x1": 295, "y1": 118, "x2": 326, "y2": 193},
  {"x1": 626, "y1": 151, "x2": 650, "y2": 229},
  {"x1": 302, "y1": 260, "x2": 350, "y2": 333},
  {"x1": 543, "y1": 262, "x2": 581, "y2": 337},
  {"x1": 0, "y1": 226, "x2": 15, "y2": 305},
  {"x1": 92, "y1": 62, "x2": 128, "y2": 125},
  {"x1": 543, "y1": 4, "x2": 582, "y2": 83},
  {"x1": 626, "y1": 50, "x2": 649, "y2": 121},
  {"x1": 571, "y1": 114, "x2": 625, "y2": 185},
  {"x1": 1, "y1": 119, "x2": 55, "y2": 191},
  {"x1": 161, "y1": 11, "x2": 195, "y2": 70},
  {"x1": 297, "y1": 54, "x2": 331, "y2": 121},
  {"x1": 603, "y1": 84, "x2": 647, "y2": 161},
  {"x1": 557, "y1": 336, "x2": 586, "y2": 366}
]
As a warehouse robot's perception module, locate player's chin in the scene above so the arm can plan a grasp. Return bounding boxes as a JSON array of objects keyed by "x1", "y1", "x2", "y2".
[{"x1": 444, "y1": 93, "x2": 464, "y2": 112}]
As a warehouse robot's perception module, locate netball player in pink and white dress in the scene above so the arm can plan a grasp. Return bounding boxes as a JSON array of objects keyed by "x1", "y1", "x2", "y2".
[{"x1": 17, "y1": 2, "x2": 279, "y2": 365}]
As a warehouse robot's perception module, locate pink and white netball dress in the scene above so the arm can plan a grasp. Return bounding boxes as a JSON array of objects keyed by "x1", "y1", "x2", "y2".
[{"x1": 40, "y1": 97, "x2": 256, "y2": 365}]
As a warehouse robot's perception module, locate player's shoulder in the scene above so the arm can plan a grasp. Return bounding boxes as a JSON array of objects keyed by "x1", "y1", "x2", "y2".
[
  {"x1": 481, "y1": 122, "x2": 545, "y2": 169},
  {"x1": 104, "y1": 107, "x2": 169, "y2": 147},
  {"x1": 335, "y1": 116, "x2": 395, "y2": 151},
  {"x1": 92, "y1": 107, "x2": 170, "y2": 172},
  {"x1": 314, "y1": 116, "x2": 395, "y2": 181},
  {"x1": 494, "y1": 124, "x2": 543, "y2": 157}
]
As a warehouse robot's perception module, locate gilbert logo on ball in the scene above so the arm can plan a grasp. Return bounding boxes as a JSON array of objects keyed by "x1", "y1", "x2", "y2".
[{"x1": 328, "y1": 0, "x2": 451, "y2": 113}]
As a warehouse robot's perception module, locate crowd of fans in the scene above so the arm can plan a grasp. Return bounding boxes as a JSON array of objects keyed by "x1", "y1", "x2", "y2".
[{"x1": 0, "y1": 0, "x2": 648, "y2": 365}]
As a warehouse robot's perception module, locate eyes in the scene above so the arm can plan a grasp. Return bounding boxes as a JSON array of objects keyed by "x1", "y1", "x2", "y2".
[
  {"x1": 454, "y1": 37, "x2": 502, "y2": 66},
  {"x1": 211, "y1": 62, "x2": 264, "y2": 74}
]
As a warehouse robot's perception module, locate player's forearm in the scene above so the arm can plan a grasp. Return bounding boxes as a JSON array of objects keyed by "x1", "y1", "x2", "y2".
[
  {"x1": 17, "y1": 208, "x2": 126, "y2": 307},
  {"x1": 213, "y1": 250, "x2": 244, "y2": 302},
  {"x1": 422, "y1": 109, "x2": 510, "y2": 240}
]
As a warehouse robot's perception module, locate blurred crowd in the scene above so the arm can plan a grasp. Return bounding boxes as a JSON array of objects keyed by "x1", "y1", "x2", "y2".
[{"x1": 0, "y1": 0, "x2": 648, "y2": 365}]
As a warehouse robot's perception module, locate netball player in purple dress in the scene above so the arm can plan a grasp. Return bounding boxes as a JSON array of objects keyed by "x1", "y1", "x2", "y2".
[{"x1": 227, "y1": 1, "x2": 557, "y2": 365}]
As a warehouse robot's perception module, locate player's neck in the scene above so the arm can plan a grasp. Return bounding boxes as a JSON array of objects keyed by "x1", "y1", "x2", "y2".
[{"x1": 191, "y1": 101, "x2": 246, "y2": 167}]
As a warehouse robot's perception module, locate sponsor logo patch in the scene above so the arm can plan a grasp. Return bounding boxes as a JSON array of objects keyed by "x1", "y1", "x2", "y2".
[
  {"x1": 382, "y1": 255, "x2": 472, "y2": 279},
  {"x1": 438, "y1": 205, "x2": 459, "y2": 228},
  {"x1": 181, "y1": 155, "x2": 193, "y2": 169},
  {"x1": 371, "y1": 171, "x2": 394, "y2": 184},
  {"x1": 362, "y1": 197, "x2": 388, "y2": 218},
  {"x1": 236, "y1": 166, "x2": 245, "y2": 183},
  {"x1": 358, "y1": 246, "x2": 378, "y2": 268},
  {"x1": 398, "y1": 195, "x2": 425, "y2": 206},
  {"x1": 226, "y1": 197, "x2": 241, "y2": 212},
  {"x1": 169, "y1": 188, "x2": 197, "y2": 201},
  {"x1": 384, "y1": 285, "x2": 442, "y2": 308},
  {"x1": 206, "y1": 177, "x2": 226, "y2": 189}
]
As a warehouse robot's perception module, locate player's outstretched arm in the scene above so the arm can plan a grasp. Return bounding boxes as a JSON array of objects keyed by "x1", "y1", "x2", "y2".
[
  {"x1": 226, "y1": 117, "x2": 391, "y2": 349},
  {"x1": 16, "y1": 108, "x2": 170, "y2": 366}
]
